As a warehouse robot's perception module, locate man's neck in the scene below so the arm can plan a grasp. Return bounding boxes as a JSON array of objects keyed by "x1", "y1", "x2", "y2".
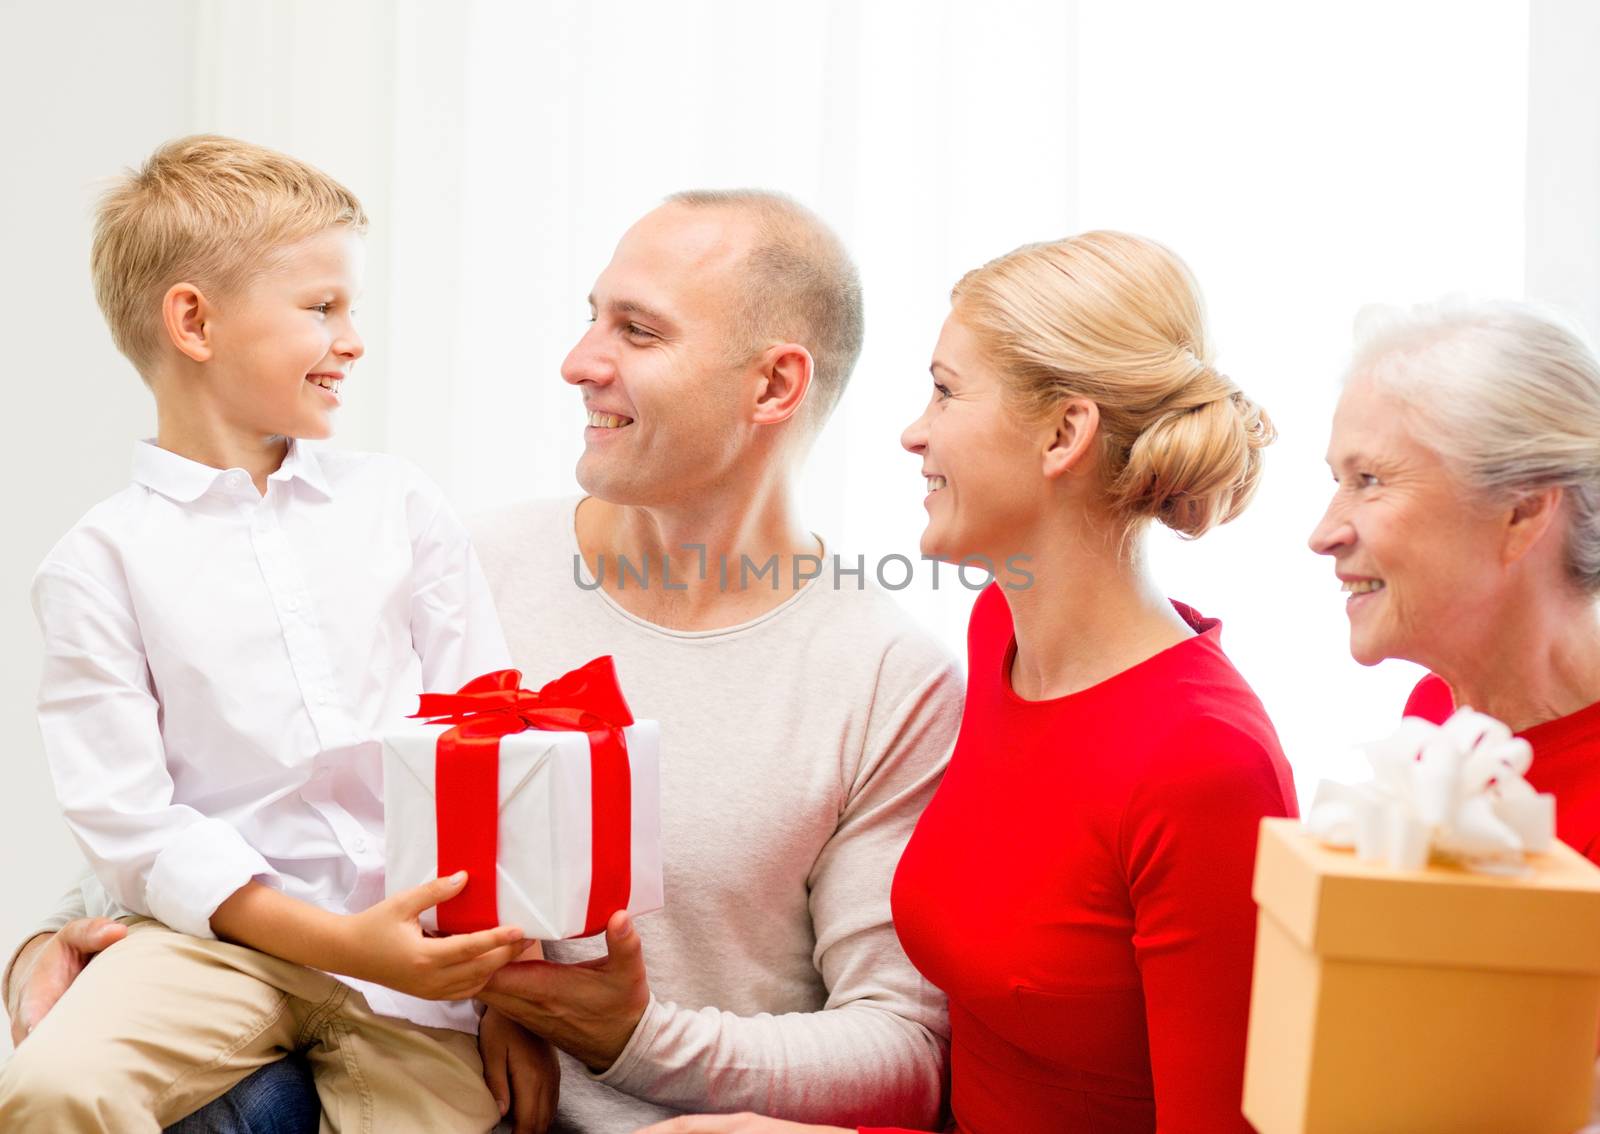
[
  {"x1": 575, "y1": 478, "x2": 822, "y2": 632},
  {"x1": 1435, "y1": 591, "x2": 1600, "y2": 732}
]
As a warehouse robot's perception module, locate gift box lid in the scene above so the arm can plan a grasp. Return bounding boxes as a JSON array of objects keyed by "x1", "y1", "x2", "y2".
[{"x1": 1253, "y1": 817, "x2": 1600, "y2": 974}]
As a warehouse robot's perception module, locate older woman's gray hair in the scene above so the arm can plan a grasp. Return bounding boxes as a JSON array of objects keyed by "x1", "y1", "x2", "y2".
[{"x1": 1347, "y1": 299, "x2": 1600, "y2": 593}]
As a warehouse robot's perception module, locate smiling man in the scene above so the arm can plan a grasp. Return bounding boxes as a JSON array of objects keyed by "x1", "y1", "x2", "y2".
[
  {"x1": 6, "y1": 191, "x2": 960, "y2": 1134},
  {"x1": 467, "y1": 191, "x2": 960, "y2": 1130}
]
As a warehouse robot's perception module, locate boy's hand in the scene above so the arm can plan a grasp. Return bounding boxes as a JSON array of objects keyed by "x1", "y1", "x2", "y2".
[
  {"x1": 336, "y1": 872, "x2": 524, "y2": 1000},
  {"x1": 480, "y1": 1005, "x2": 559, "y2": 1134},
  {"x1": 7, "y1": 918, "x2": 128, "y2": 1045}
]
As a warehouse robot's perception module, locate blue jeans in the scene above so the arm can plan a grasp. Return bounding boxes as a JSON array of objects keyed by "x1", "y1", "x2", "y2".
[{"x1": 164, "y1": 1054, "x2": 320, "y2": 1134}]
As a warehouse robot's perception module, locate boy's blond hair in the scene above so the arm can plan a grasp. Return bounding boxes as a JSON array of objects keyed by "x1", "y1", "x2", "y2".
[{"x1": 91, "y1": 134, "x2": 367, "y2": 378}]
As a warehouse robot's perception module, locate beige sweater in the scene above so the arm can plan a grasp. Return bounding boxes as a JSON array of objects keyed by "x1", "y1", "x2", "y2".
[
  {"x1": 17, "y1": 495, "x2": 960, "y2": 1132},
  {"x1": 474, "y1": 498, "x2": 958, "y2": 1131}
]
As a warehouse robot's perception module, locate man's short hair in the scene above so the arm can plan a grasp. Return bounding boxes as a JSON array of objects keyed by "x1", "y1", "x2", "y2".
[
  {"x1": 665, "y1": 189, "x2": 864, "y2": 430},
  {"x1": 91, "y1": 134, "x2": 368, "y2": 377}
]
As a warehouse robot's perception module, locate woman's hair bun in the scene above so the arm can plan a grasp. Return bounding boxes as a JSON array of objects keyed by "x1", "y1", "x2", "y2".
[{"x1": 952, "y1": 230, "x2": 1275, "y2": 538}]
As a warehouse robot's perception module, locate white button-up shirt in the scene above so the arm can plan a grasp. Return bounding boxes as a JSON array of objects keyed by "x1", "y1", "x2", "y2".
[{"x1": 32, "y1": 440, "x2": 510, "y2": 1031}]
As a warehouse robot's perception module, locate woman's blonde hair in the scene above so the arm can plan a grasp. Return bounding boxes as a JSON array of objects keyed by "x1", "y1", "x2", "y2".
[{"x1": 951, "y1": 231, "x2": 1273, "y2": 538}]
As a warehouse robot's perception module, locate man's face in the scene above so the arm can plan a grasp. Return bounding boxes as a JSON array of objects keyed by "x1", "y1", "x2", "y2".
[{"x1": 562, "y1": 204, "x2": 759, "y2": 506}]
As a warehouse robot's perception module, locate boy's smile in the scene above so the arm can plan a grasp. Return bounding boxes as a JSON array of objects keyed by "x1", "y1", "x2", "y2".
[{"x1": 307, "y1": 371, "x2": 345, "y2": 403}]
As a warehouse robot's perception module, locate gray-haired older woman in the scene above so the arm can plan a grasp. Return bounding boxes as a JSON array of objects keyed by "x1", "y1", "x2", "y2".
[{"x1": 1309, "y1": 299, "x2": 1600, "y2": 859}]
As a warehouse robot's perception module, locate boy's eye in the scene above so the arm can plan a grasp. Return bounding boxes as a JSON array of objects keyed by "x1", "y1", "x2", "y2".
[{"x1": 310, "y1": 303, "x2": 332, "y2": 316}]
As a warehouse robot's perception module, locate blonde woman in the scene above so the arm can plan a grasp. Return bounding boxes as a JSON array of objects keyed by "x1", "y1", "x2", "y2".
[{"x1": 642, "y1": 232, "x2": 1297, "y2": 1134}]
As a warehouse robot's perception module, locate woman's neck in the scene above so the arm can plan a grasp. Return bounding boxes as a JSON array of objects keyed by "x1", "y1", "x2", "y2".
[
  {"x1": 1439, "y1": 594, "x2": 1600, "y2": 732},
  {"x1": 1002, "y1": 521, "x2": 1193, "y2": 701}
]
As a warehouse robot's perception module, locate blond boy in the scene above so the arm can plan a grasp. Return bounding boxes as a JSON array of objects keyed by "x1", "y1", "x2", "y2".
[{"x1": 0, "y1": 136, "x2": 523, "y2": 1132}]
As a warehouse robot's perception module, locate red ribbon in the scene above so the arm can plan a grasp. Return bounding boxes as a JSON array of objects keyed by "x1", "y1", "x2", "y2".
[{"x1": 409, "y1": 656, "x2": 636, "y2": 937}]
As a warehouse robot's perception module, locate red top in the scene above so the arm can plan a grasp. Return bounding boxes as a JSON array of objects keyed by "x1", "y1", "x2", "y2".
[
  {"x1": 1405, "y1": 674, "x2": 1600, "y2": 861},
  {"x1": 864, "y1": 586, "x2": 1297, "y2": 1134}
]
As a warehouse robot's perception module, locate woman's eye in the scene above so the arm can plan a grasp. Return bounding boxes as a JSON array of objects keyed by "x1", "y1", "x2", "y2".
[{"x1": 934, "y1": 382, "x2": 953, "y2": 400}]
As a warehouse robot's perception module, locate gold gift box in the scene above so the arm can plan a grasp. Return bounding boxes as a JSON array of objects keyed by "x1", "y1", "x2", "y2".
[{"x1": 1243, "y1": 817, "x2": 1600, "y2": 1134}]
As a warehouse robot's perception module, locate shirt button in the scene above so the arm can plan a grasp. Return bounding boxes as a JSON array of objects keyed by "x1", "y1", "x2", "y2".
[
  {"x1": 227, "y1": 472, "x2": 246, "y2": 489},
  {"x1": 352, "y1": 837, "x2": 368, "y2": 853},
  {"x1": 316, "y1": 690, "x2": 329, "y2": 705},
  {"x1": 285, "y1": 597, "x2": 299, "y2": 612}
]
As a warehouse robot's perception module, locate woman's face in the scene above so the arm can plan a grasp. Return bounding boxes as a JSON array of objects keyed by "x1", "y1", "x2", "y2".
[
  {"x1": 1308, "y1": 372, "x2": 1509, "y2": 668},
  {"x1": 901, "y1": 312, "x2": 1054, "y2": 566}
]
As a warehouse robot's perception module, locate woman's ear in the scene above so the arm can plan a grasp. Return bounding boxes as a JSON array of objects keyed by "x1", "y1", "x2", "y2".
[
  {"x1": 1042, "y1": 397, "x2": 1100, "y2": 480},
  {"x1": 1503, "y1": 484, "x2": 1565, "y2": 567}
]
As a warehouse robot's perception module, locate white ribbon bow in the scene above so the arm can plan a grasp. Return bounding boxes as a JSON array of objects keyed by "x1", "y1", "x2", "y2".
[{"x1": 1305, "y1": 708, "x2": 1555, "y2": 872}]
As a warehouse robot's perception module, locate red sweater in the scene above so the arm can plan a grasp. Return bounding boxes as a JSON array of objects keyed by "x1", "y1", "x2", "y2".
[
  {"x1": 1405, "y1": 674, "x2": 1600, "y2": 861},
  {"x1": 866, "y1": 586, "x2": 1297, "y2": 1134}
]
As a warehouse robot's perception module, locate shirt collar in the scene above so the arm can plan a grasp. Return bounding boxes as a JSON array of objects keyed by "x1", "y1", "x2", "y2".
[
  {"x1": 272, "y1": 438, "x2": 335, "y2": 499},
  {"x1": 131, "y1": 439, "x2": 335, "y2": 503}
]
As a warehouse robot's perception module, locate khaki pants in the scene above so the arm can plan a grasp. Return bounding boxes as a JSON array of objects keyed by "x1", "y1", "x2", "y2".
[{"x1": 0, "y1": 918, "x2": 500, "y2": 1133}]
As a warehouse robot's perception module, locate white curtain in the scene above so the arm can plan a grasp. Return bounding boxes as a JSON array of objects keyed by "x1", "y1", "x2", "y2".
[
  {"x1": 444, "y1": 0, "x2": 1078, "y2": 660},
  {"x1": 425, "y1": 0, "x2": 1533, "y2": 797},
  {"x1": 1075, "y1": 0, "x2": 1529, "y2": 793},
  {"x1": 193, "y1": 0, "x2": 1536, "y2": 794},
  {"x1": 0, "y1": 4, "x2": 1563, "y2": 1020}
]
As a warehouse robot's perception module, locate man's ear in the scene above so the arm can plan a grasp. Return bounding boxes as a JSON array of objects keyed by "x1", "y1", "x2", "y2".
[
  {"x1": 161, "y1": 282, "x2": 215, "y2": 364},
  {"x1": 751, "y1": 342, "x2": 814, "y2": 426},
  {"x1": 1503, "y1": 484, "x2": 1566, "y2": 567},
  {"x1": 1042, "y1": 397, "x2": 1100, "y2": 480}
]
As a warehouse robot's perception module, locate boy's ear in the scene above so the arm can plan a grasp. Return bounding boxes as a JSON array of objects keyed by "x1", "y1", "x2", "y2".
[
  {"x1": 750, "y1": 342, "x2": 814, "y2": 427},
  {"x1": 161, "y1": 282, "x2": 214, "y2": 364}
]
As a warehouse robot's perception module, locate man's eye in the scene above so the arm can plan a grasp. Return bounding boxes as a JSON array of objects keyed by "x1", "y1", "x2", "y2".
[
  {"x1": 934, "y1": 382, "x2": 953, "y2": 400},
  {"x1": 626, "y1": 323, "x2": 656, "y2": 340},
  {"x1": 1358, "y1": 473, "x2": 1380, "y2": 488}
]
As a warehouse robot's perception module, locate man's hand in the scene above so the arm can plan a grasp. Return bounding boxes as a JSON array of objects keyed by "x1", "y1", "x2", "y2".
[
  {"x1": 6, "y1": 917, "x2": 128, "y2": 1046},
  {"x1": 480, "y1": 1005, "x2": 560, "y2": 1134},
  {"x1": 478, "y1": 910, "x2": 649, "y2": 1071},
  {"x1": 634, "y1": 1116, "x2": 851, "y2": 1134},
  {"x1": 333, "y1": 872, "x2": 525, "y2": 1000}
]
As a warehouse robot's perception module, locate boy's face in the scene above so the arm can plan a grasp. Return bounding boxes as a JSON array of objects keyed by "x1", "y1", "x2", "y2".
[{"x1": 205, "y1": 227, "x2": 365, "y2": 441}]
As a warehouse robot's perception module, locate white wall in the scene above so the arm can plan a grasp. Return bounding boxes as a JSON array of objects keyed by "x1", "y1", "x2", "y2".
[
  {"x1": 0, "y1": 0, "x2": 197, "y2": 1056},
  {"x1": 0, "y1": 0, "x2": 437, "y2": 1056}
]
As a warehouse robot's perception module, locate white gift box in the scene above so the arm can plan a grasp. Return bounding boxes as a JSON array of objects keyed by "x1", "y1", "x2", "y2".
[{"x1": 382, "y1": 719, "x2": 663, "y2": 939}]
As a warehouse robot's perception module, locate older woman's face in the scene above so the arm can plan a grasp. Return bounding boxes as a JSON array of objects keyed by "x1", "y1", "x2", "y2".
[
  {"x1": 901, "y1": 313, "x2": 1050, "y2": 566},
  {"x1": 1308, "y1": 372, "x2": 1509, "y2": 668}
]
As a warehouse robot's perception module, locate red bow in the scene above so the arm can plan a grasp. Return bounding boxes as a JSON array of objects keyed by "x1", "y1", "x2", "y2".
[
  {"x1": 410, "y1": 656, "x2": 636, "y2": 936},
  {"x1": 413, "y1": 657, "x2": 635, "y2": 736}
]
